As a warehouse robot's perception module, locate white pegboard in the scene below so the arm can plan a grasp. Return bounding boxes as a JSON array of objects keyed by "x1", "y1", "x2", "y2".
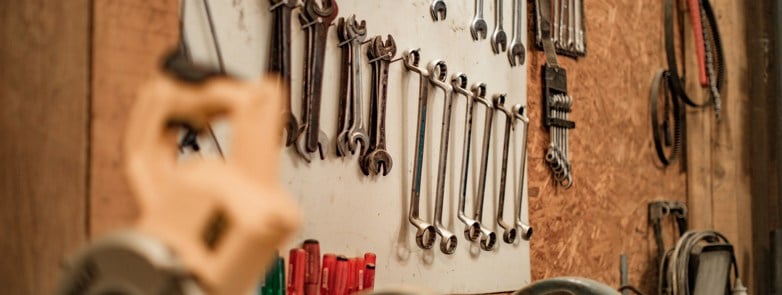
[{"x1": 183, "y1": 0, "x2": 529, "y2": 293}]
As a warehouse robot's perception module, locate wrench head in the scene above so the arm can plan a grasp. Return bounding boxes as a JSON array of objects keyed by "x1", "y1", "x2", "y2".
[
  {"x1": 516, "y1": 222, "x2": 533, "y2": 241},
  {"x1": 345, "y1": 15, "x2": 367, "y2": 43},
  {"x1": 335, "y1": 130, "x2": 351, "y2": 157},
  {"x1": 479, "y1": 229, "x2": 497, "y2": 251},
  {"x1": 439, "y1": 233, "x2": 458, "y2": 254},
  {"x1": 315, "y1": 130, "x2": 329, "y2": 160},
  {"x1": 402, "y1": 48, "x2": 426, "y2": 74},
  {"x1": 426, "y1": 60, "x2": 450, "y2": 90},
  {"x1": 507, "y1": 41, "x2": 526, "y2": 67},
  {"x1": 304, "y1": 0, "x2": 339, "y2": 24},
  {"x1": 412, "y1": 221, "x2": 437, "y2": 249},
  {"x1": 348, "y1": 131, "x2": 369, "y2": 156},
  {"x1": 470, "y1": 18, "x2": 488, "y2": 40},
  {"x1": 463, "y1": 222, "x2": 482, "y2": 241},
  {"x1": 490, "y1": 29, "x2": 508, "y2": 54},
  {"x1": 295, "y1": 126, "x2": 312, "y2": 163},
  {"x1": 430, "y1": 0, "x2": 447, "y2": 21},
  {"x1": 451, "y1": 72, "x2": 468, "y2": 91},
  {"x1": 502, "y1": 227, "x2": 518, "y2": 244},
  {"x1": 365, "y1": 150, "x2": 393, "y2": 176},
  {"x1": 284, "y1": 112, "x2": 298, "y2": 147}
]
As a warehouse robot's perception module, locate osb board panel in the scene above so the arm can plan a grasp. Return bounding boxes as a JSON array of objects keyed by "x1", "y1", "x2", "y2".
[
  {"x1": 525, "y1": 0, "x2": 687, "y2": 292},
  {"x1": 90, "y1": 0, "x2": 179, "y2": 235},
  {"x1": 89, "y1": 0, "x2": 689, "y2": 293},
  {"x1": 0, "y1": 0, "x2": 89, "y2": 293}
]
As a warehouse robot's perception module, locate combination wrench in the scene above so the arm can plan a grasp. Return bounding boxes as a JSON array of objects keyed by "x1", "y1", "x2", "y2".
[
  {"x1": 428, "y1": 60, "x2": 458, "y2": 254},
  {"x1": 268, "y1": 0, "x2": 298, "y2": 147},
  {"x1": 512, "y1": 104, "x2": 533, "y2": 240},
  {"x1": 490, "y1": 0, "x2": 508, "y2": 54},
  {"x1": 473, "y1": 89, "x2": 500, "y2": 251},
  {"x1": 494, "y1": 98, "x2": 518, "y2": 244},
  {"x1": 430, "y1": 0, "x2": 447, "y2": 21},
  {"x1": 470, "y1": 0, "x2": 488, "y2": 41},
  {"x1": 404, "y1": 49, "x2": 436, "y2": 250},
  {"x1": 364, "y1": 35, "x2": 395, "y2": 176},
  {"x1": 507, "y1": 0, "x2": 525, "y2": 66},
  {"x1": 346, "y1": 17, "x2": 370, "y2": 157}
]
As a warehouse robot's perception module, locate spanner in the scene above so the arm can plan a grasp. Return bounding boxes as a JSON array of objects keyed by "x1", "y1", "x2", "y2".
[
  {"x1": 567, "y1": 0, "x2": 575, "y2": 50},
  {"x1": 452, "y1": 74, "x2": 482, "y2": 241},
  {"x1": 335, "y1": 17, "x2": 353, "y2": 157},
  {"x1": 490, "y1": 0, "x2": 508, "y2": 54},
  {"x1": 470, "y1": 0, "x2": 488, "y2": 41},
  {"x1": 430, "y1": 0, "x2": 447, "y2": 21},
  {"x1": 302, "y1": 0, "x2": 337, "y2": 158},
  {"x1": 472, "y1": 88, "x2": 499, "y2": 251},
  {"x1": 575, "y1": 0, "x2": 584, "y2": 52},
  {"x1": 494, "y1": 98, "x2": 518, "y2": 244},
  {"x1": 404, "y1": 49, "x2": 436, "y2": 250},
  {"x1": 364, "y1": 35, "x2": 395, "y2": 176},
  {"x1": 558, "y1": 0, "x2": 567, "y2": 48},
  {"x1": 513, "y1": 104, "x2": 533, "y2": 240},
  {"x1": 346, "y1": 17, "x2": 370, "y2": 157},
  {"x1": 428, "y1": 60, "x2": 458, "y2": 254},
  {"x1": 268, "y1": 0, "x2": 298, "y2": 147},
  {"x1": 507, "y1": 0, "x2": 525, "y2": 66}
]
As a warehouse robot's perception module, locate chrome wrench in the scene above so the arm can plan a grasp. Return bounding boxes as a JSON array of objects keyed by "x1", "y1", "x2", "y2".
[
  {"x1": 507, "y1": 0, "x2": 525, "y2": 66},
  {"x1": 494, "y1": 98, "x2": 518, "y2": 244},
  {"x1": 512, "y1": 104, "x2": 533, "y2": 240},
  {"x1": 451, "y1": 74, "x2": 483, "y2": 241},
  {"x1": 490, "y1": 0, "x2": 508, "y2": 54},
  {"x1": 346, "y1": 17, "x2": 369, "y2": 156},
  {"x1": 473, "y1": 91, "x2": 501, "y2": 251},
  {"x1": 470, "y1": 0, "x2": 488, "y2": 40}
]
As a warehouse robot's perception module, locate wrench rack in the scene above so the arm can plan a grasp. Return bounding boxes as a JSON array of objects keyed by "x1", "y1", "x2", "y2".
[
  {"x1": 533, "y1": 0, "x2": 587, "y2": 57},
  {"x1": 542, "y1": 64, "x2": 575, "y2": 188}
]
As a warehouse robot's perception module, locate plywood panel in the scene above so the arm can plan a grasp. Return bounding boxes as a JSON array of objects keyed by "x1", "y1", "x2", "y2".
[{"x1": 0, "y1": 1, "x2": 90, "y2": 293}]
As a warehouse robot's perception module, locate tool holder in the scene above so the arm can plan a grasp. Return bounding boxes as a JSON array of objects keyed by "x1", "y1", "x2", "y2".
[
  {"x1": 533, "y1": 0, "x2": 587, "y2": 57},
  {"x1": 542, "y1": 65, "x2": 575, "y2": 130}
]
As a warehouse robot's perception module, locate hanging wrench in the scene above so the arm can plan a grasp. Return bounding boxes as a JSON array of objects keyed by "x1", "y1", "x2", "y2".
[
  {"x1": 268, "y1": 0, "x2": 298, "y2": 147},
  {"x1": 552, "y1": 0, "x2": 560, "y2": 47},
  {"x1": 295, "y1": 5, "x2": 317, "y2": 162},
  {"x1": 302, "y1": 0, "x2": 337, "y2": 158},
  {"x1": 470, "y1": 0, "x2": 488, "y2": 41},
  {"x1": 567, "y1": 0, "x2": 575, "y2": 50},
  {"x1": 364, "y1": 35, "x2": 396, "y2": 176},
  {"x1": 346, "y1": 17, "x2": 370, "y2": 156},
  {"x1": 558, "y1": 0, "x2": 567, "y2": 48},
  {"x1": 430, "y1": 0, "x2": 447, "y2": 21},
  {"x1": 575, "y1": 0, "x2": 584, "y2": 52},
  {"x1": 507, "y1": 0, "x2": 525, "y2": 66},
  {"x1": 512, "y1": 104, "x2": 533, "y2": 240},
  {"x1": 428, "y1": 60, "x2": 458, "y2": 254},
  {"x1": 490, "y1": 0, "x2": 508, "y2": 54},
  {"x1": 494, "y1": 98, "x2": 518, "y2": 244},
  {"x1": 404, "y1": 49, "x2": 436, "y2": 250},
  {"x1": 335, "y1": 17, "x2": 353, "y2": 157},
  {"x1": 452, "y1": 74, "x2": 482, "y2": 241},
  {"x1": 472, "y1": 89, "x2": 500, "y2": 251}
]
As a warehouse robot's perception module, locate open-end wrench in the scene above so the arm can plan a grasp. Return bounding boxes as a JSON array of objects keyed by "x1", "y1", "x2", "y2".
[
  {"x1": 490, "y1": 0, "x2": 508, "y2": 54},
  {"x1": 430, "y1": 0, "x2": 447, "y2": 21},
  {"x1": 346, "y1": 17, "x2": 370, "y2": 156},
  {"x1": 302, "y1": 0, "x2": 337, "y2": 158},
  {"x1": 512, "y1": 104, "x2": 533, "y2": 240},
  {"x1": 295, "y1": 5, "x2": 316, "y2": 162},
  {"x1": 335, "y1": 17, "x2": 353, "y2": 157},
  {"x1": 494, "y1": 98, "x2": 518, "y2": 244},
  {"x1": 269, "y1": 0, "x2": 298, "y2": 147},
  {"x1": 428, "y1": 60, "x2": 458, "y2": 254},
  {"x1": 470, "y1": 0, "x2": 488, "y2": 41},
  {"x1": 507, "y1": 0, "x2": 525, "y2": 66},
  {"x1": 472, "y1": 88, "x2": 499, "y2": 251},
  {"x1": 364, "y1": 35, "x2": 396, "y2": 176},
  {"x1": 452, "y1": 74, "x2": 482, "y2": 241},
  {"x1": 404, "y1": 49, "x2": 436, "y2": 250}
]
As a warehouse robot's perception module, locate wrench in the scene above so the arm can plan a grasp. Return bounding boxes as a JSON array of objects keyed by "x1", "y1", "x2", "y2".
[
  {"x1": 512, "y1": 104, "x2": 533, "y2": 240},
  {"x1": 335, "y1": 17, "x2": 353, "y2": 157},
  {"x1": 470, "y1": 0, "x2": 488, "y2": 41},
  {"x1": 430, "y1": 0, "x2": 447, "y2": 21},
  {"x1": 490, "y1": 0, "x2": 508, "y2": 54},
  {"x1": 268, "y1": 0, "x2": 298, "y2": 147},
  {"x1": 364, "y1": 35, "x2": 396, "y2": 176},
  {"x1": 552, "y1": 0, "x2": 560, "y2": 47},
  {"x1": 428, "y1": 60, "x2": 458, "y2": 254},
  {"x1": 494, "y1": 98, "x2": 518, "y2": 244},
  {"x1": 507, "y1": 0, "x2": 525, "y2": 66},
  {"x1": 567, "y1": 0, "x2": 575, "y2": 50},
  {"x1": 575, "y1": 0, "x2": 584, "y2": 52},
  {"x1": 404, "y1": 49, "x2": 436, "y2": 250},
  {"x1": 451, "y1": 74, "x2": 482, "y2": 241},
  {"x1": 472, "y1": 88, "x2": 499, "y2": 251},
  {"x1": 558, "y1": 0, "x2": 567, "y2": 48},
  {"x1": 346, "y1": 17, "x2": 370, "y2": 157},
  {"x1": 295, "y1": 5, "x2": 316, "y2": 162}
]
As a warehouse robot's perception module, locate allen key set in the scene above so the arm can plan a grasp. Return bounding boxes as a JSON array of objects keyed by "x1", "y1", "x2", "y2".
[{"x1": 403, "y1": 48, "x2": 532, "y2": 254}]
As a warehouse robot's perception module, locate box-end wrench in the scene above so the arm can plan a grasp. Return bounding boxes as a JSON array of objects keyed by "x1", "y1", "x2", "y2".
[
  {"x1": 493, "y1": 98, "x2": 518, "y2": 244},
  {"x1": 428, "y1": 60, "x2": 458, "y2": 254},
  {"x1": 507, "y1": 0, "x2": 525, "y2": 66},
  {"x1": 452, "y1": 74, "x2": 482, "y2": 241},
  {"x1": 470, "y1": 0, "x2": 488, "y2": 41},
  {"x1": 512, "y1": 104, "x2": 533, "y2": 240},
  {"x1": 269, "y1": 0, "x2": 298, "y2": 147},
  {"x1": 346, "y1": 17, "x2": 370, "y2": 157},
  {"x1": 490, "y1": 0, "x2": 508, "y2": 54},
  {"x1": 364, "y1": 35, "x2": 395, "y2": 176},
  {"x1": 303, "y1": 0, "x2": 337, "y2": 158},
  {"x1": 430, "y1": 0, "x2": 447, "y2": 21},
  {"x1": 404, "y1": 49, "x2": 436, "y2": 250},
  {"x1": 335, "y1": 17, "x2": 353, "y2": 157},
  {"x1": 472, "y1": 88, "x2": 499, "y2": 251}
]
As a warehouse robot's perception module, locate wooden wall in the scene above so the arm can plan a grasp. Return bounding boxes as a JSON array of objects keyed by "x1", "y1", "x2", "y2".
[{"x1": 0, "y1": 1, "x2": 90, "y2": 294}]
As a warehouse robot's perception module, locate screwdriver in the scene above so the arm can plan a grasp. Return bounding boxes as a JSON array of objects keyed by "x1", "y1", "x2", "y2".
[{"x1": 302, "y1": 240, "x2": 320, "y2": 295}]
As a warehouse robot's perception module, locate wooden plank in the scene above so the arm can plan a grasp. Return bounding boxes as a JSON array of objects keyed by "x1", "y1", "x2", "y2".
[
  {"x1": 90, "y1": 0, "x2": 179, "y2": 235},
  {"x1": 0, "y1": 0, "x2": 90, "y2": 293}
]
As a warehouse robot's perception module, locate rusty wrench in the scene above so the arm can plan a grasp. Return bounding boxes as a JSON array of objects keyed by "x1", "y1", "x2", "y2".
[
  {"x1": 268, "y1": 0, "x2": 298, "y2": 147},
  {"x1": 364, "y1": 35, "x2": 396, "y2": 176},
  {"x1": 302, "y1": 0, "x2": 337, "y2": 157}
]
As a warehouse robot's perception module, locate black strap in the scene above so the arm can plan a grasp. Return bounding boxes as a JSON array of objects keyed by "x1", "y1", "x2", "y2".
[
  {"x1": 665, "y1": 0, "x2": 710, "y2": 108},
  {"x1": 650, "y1": 70, "x2": 683, "y2": 166}
]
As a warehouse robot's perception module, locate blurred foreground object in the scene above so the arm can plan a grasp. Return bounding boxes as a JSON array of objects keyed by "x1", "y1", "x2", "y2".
[{"x1": 55, "y1": 52, "x2": 300, "y2": 295}]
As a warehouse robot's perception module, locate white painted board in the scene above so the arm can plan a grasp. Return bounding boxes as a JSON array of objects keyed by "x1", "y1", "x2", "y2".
[{"x1": 183, "y1": 0, "x2": 530, "y2": 293}]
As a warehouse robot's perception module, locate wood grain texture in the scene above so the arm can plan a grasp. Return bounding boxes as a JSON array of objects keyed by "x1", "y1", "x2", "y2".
[
  {"x1": 525, "y1": 0, "x2": 687, "y2": 292},
  {"x1": 0, "y1": 0, "x2": 90, "y2": 293},
  {"x1": 90, "y1": 0, "x2": 179, "y2": 235}
]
